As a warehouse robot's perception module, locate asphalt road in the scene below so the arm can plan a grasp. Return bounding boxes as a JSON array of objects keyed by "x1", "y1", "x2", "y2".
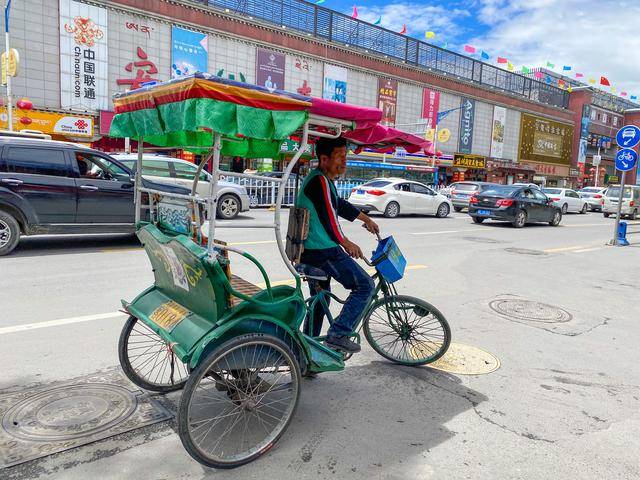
[{"x1": 2, "y1": 209, "x2": 640, "y2": 480}]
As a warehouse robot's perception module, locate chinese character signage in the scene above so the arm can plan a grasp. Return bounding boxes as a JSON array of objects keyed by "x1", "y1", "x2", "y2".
[
  {"x1": 421, "y1": 89, "x2": 440, "y2": 130},
  {"x1": 171, "y1": 26, "x2": 208, "y2": 78},
  {"x1": 453, "y1": 154, "x2": 486, "y2": 169},
  {"x1": 377, "y1": 78, "x2": 397, "y2": 126},
  {"x1": 578, "y1": 105, "x2": 590, "y2": 164},
  {"x1": 116, "y1": 47, "x2": 159, "y2": 90},
  {"x1": 519, "y1": 113, "x2": 574, "y2": 165},
  {"x1": 323, "y1": 64, "x2": 347, "y2": 103},
  {"x1": 256, "y1": 48, "x2": 285, "y2": 91},
  {"x1": 0, "y1": 108, "x2": 94, "y2": 137},
  {"x1": 458, "y1": 98, "x2": 475, "y2": 154},
  {"x1": 490, "y1": 106, "x2": 506, "y2": 159},
  {"x1": 59, "y1": 0, "x2": 108, "y2": 110}
]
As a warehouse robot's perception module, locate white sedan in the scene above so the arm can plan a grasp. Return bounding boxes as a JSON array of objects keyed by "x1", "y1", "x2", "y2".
[
  {"x1": 348, "y1": 178, "x2": 453, "y2": 218},
  {"x1": 542, "y1": 188, "x2": 589, "y2": 214}
]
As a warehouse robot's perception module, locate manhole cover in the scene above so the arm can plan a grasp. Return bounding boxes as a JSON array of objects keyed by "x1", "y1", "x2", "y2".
[
  {"x1": 504, "y1": 247, "x2": 546, "y2": 256},
  {"x1": 0, "y1": 369, "x2": 171, "y2": 468},
  {"x1": 421, "y1": 343, "x2": 500, "y2": 375},
  {"x1": 462, "y1": 236, "x2": 502, "y2": 244},
  {"x1": 489, "y1": 299, "x2": 572, "y2": 323}
]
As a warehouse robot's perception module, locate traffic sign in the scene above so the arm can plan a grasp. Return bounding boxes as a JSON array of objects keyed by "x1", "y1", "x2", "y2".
[
  {"x1": 592, "y1": 154, "x2": 601, "y2": 166},
  {"x1": 616, "y1": 125, "x2": 640, "y2": 148},
  {"x1": 615, "y1": 148, "x2": 638, "y2": 172}
]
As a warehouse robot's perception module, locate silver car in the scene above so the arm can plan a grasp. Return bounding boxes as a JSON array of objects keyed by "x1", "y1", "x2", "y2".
[
  {"x1": 578, "y1": 187, "x2": 607, "y2": 212},
  {"x1": 113, "y1": 154, "x2": 250, "y2": 219}
]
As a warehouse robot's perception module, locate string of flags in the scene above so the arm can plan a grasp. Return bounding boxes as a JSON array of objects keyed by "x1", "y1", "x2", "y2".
[{"x1": 345, "y1": 5, "x2": 636, "y2": 101}]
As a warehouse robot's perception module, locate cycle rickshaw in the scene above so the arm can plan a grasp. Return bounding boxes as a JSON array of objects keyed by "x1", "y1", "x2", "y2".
[{"x1": 110, "y1": 74, "x2": 451, "y2": 468}]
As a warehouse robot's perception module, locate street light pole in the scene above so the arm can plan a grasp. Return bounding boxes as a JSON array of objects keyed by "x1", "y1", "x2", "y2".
[{"x1": 4, "y1": 0, "x2": 13, "y2": 131}]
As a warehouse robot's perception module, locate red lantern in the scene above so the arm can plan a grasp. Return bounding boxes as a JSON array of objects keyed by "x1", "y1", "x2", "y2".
[
  {"x1": 20, "y1": 117, "x2": 32, "y2": 125},
  {"x1": 436, "y1": 150, "x2": 443, "y2": 157},
  {"x1": 16, "y1": 98, "x2": 33, "y2": 110}
]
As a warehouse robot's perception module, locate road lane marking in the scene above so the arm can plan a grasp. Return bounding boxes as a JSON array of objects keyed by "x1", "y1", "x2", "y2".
[
  {"x1": 0, "y1": 312, "x2": 125, "y2": 335},
  {"x1": 543, "y1": 245, "x2": 592, "y2": 253},
  {"x1": 573, "y1": 247, "x2": 605, "y2": 253}
]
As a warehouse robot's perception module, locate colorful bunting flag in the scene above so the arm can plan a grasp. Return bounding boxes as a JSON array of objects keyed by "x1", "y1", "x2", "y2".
[
  {"x1": 464, "y1": 45, "x2": 476, "y2": 54},
  {"x1": 631, "y1": 95, "x2": 638, "y2": 100},
  {"x1": 497, "y1": 57, "x2": 507, "y2": 64},
  {"x1": 575, "y1": 73, "x2": 584, "y2": 78},
  {"x1": 315, "y1": 0, "x2": 325, "y2": 4},
  {"x1": 621, "y1": 92, "x2": 628, "y2": 96},
  {"x1": 562, "y1": 66, "x2": 571, "y2": 71},
  {"x1": 351, "y1": 5, "x2": 358, "y2": 18},
  {"x1": 534, "y1": 71, "x2": 544, "y2": 79},
  {"x1": 567, "y1": 85, "x2": 573, "y2": 93},
  {"x1": 442, "y1": 42, "x2": 448, "y2": 49},
  {"x1": 558, "y1": 79, "x2": 565, "y2": 87},
  {"x1": 374, "y1": 16, "x2": 381, "y2": 25},
  {"x1": 588, "y1": 78, "x2": 596, "y2": 85},
  {"x1": 600, "y1": 76, "x2": 611, "y2": 86},
  {"x1": 546, "y1": 61, "x2": 555, "y2": 68},
  {"x1": 481, "y1": 51, "x2": 490, "y2": 60},
  {"x1": 611, "y1": 87, "x2": 617, "y2": 93},
  {"x1": 521, "y1": 66, "x2": 531, "y2": 74},
  {"x1": 399, "y1": 24, "x2": 407, "y2": 34},
  {"x1": 425, "y1": 31, "x2": 436, "y2": 39},
  {"x1": 546, "y1": 75, "x2": 552, "y2": 84},
  {"x1": 507, "y1": 61, "x2": 514, "y2": 71}
]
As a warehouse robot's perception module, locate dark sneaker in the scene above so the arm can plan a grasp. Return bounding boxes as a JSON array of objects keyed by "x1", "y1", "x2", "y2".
[{"x1": 325, "y1": 335, "x2": 361, "y2": 353}]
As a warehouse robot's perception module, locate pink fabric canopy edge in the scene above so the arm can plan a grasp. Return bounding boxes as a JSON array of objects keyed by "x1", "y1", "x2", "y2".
[
  {"x1": 310, "y1": 97, "x2": 382, "y2": 128},
  {"x1": 343, "y1": 124, "x2": 434, "y2": 154}
]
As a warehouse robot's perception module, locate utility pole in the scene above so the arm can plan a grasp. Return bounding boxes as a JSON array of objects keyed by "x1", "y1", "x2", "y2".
[{"x1": 4, "y1": 0, "x2": 13, "y2": 131}]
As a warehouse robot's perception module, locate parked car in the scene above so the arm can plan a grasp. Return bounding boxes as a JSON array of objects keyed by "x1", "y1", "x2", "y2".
[
  {"x1": 0, "y1": 137, "x2": 189, "y2": 256},
  {"x1": 348, "y1": 178, "x2": 453, "y2": 218},
  {"x1": 113, "y1": 154, "x2": 250, "y2": 219},
  {"x1": 446, "y1": 181, "x2": 495, "y2": 212},
  {"x1": 541, "y1": 188, "x2": 589, "y2": 214},
  {"x1": 468, "y1": 185, "x2": 562, "y2": 228},
  {"x1": 578, "y1": 187, "x2": 607, "y2": 212},
  {"x1": 602, "y1": 185, "x2": 640, "y2": 220},
  {"x1": 512, "y1": 182, "x2": 542, "y2": 190}
]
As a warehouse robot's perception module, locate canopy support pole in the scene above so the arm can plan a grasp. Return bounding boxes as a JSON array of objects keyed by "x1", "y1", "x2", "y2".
[
  {"x1": 207, "y1": 133, "x2": 222, "y2": 259},
  {"x1": 134, "y1": 137, "x2": 144, "y2": 225},
  {"x1": 274, "y1": 123, "x2": 309, "y2": 282}
]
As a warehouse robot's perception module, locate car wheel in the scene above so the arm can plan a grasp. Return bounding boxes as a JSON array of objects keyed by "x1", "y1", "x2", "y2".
[
  {"x1": 384, "y1": 201, "x2": 400, "y2": 218},
  {"x1": 561, "y1": 203, "x2": 568, "y2": 214},
  {"x1": 512, "y1": 210, "x2": 527, "y2": 228},
  {"x1": 630, "y1": 209, "x2": 638, "y2": 221},
  {"x1": 454, "y1": 206, "x2": 463, "y2": 213},
  {"x1": 435, "y1": 203, "x2": 450, "y2": 218},
  {"x1": 580, "y1": 203, "x2": 588, "y2": 214},
  {"x1": 603, "y1": 212, "x2": 610, "y2": 218},
  {"x1": 472, "y1": 216, "x2": 485, "y2": 224},
  {"x1": 216, "y1": 194, "x2": 240, "y2": 219},
  {"x1": 549, "y1": 210, "x2": 562, "y2": 226},
  {"x1": 0, "y1": 210, "x2": 20, "y2": 256},
  {"x1": 249, "y1": 195, "x2": 259, "y2": 208}
]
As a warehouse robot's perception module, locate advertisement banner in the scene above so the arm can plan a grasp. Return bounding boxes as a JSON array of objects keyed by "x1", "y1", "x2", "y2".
[
  {"x1": 458, "y1": 98, "x2": 475, "y2": 154},
  {"x1": 59, "y1": 0, "x2": 109, "y2": 110},
  {"x1": 256, "y1": 48, "x2": 285, "y2": 91},
  {"x1": 421, "y1": 89, "x2": 440, "y2": 130},
  {"x1": 453, "y1": 154, "x2": 486, "y2": 169},
  {"x1": 323, "y1": 64, "x2": 348, "y2": 103},
  {"x1": 171, "y1": 26, "x2": 208, "y2": 78},
  {"x1": 519, "y1": 113, "x2": 574, "y2": 165},
  {"x1": 490, "y1": 106, "x2": 507, "y2": 159},
  {"x1": 578, "y1": 104, "x2": 591, "y2": 164},
  {"x1": 0, "y1": 108, "x2": 94, "y2": 137},
  {"x1": 377, "y1": 78, "x2": 398, "y2": 125}
]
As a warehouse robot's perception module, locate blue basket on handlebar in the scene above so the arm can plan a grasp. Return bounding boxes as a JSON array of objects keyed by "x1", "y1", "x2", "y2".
[{"x1": 371, "y1": 236, "x2": 406, "y2": 283}]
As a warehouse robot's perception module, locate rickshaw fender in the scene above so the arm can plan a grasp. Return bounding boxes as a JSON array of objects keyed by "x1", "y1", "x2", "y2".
[{"x1": 188, "y1": 315, "x2": 305, "y2": 370}]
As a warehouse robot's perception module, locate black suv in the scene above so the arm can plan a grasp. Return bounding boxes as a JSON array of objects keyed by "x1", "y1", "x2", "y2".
[{"x1": 0, "y1": 137, "x2": 187, "y2": 256}]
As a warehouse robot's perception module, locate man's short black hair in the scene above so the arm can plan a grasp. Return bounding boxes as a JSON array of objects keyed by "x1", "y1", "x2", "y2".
[{"x1": 316, "y1": 137, "x2": 347, "y2": 161}]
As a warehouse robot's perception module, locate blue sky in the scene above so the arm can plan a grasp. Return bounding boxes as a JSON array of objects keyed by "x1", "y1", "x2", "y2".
[{"x1": 325, "y1": 0, "x2": 640, "y2": 97}]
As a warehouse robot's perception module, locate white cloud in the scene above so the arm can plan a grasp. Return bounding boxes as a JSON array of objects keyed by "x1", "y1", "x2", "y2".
[{"x1": 471, "y1": 0, "x2": 640, "y2": 95}]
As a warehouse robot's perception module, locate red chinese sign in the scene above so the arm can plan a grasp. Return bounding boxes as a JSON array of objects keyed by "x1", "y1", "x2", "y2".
[
  {"x1": 116, "y1": 47, "x2": 158, "y2": 90},
  {"x1": 377, "y1": 78, "x2": 398, "y2": 126},
  {"x1": 422, "y1": 89, "x2": 440, "y2": 129},
  {"x1": 294, "y1": 57, "x2": 310, "y2": 71},
  {"x1": 125, "y1": 22, "x2": 153, "y2": 38},
  {"x1": 297, "y1": 80, "x2": 311, "y2": 96}
]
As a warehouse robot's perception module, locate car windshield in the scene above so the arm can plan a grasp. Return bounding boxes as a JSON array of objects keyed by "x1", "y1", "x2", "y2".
[
  {"x1": 580, "y1": 188, "x2": 601, "y2": 193},
  {"x1": 606, "y1": 187, "x2": 632, "y2": 198},
  {"x1": 119, "y1": 159, "x2": 135, "y2": 170},
  {"x1": 481, "y1": 186, "x2": 519, "y2": 196},
  {"x1": 542, "y1": 188, "x2": 562, "y2": 194},
  {"x1": 452, "y1": 183, "x2": 479, "y2": 191},
  {"x1": 361, "y1": 180, "x2": 391, "y2": 188}
]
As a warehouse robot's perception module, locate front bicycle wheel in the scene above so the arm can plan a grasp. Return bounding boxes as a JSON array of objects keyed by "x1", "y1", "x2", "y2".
[
  {"x1": 178, "y1": 334, "x2": 301, "y2": 468},
  {"x1": 363, "y1": 295, "x2": 451, "y2": 366},
  {"x1": 118, "y1": 315, "x2": 189, "y2": 392}
]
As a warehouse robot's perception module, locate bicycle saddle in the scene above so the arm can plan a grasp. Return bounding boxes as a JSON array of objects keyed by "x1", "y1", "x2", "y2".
[{"x1": 295, "y1": 263, "x2": 329, "y2": 281}]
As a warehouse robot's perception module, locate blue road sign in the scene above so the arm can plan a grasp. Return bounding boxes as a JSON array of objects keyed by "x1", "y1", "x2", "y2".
[
  {"x1": 616, "y1": 125, "x2": 640, "y2": 148},
  {"x1": 615, "y1": 148, "x2": 638, "y2": 172}
]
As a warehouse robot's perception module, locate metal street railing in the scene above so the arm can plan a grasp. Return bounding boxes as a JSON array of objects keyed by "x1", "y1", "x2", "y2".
[{"x1": 188, "y1": 0, "x2": 569, "y2": 109}]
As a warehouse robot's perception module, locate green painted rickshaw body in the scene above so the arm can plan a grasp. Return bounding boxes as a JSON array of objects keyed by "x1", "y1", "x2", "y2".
[{"x1": 123, "y1": 224, "x2": 344, "y2": 374}]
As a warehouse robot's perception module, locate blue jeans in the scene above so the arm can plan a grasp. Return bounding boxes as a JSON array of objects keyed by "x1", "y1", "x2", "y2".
[{"x1": 301, "y1": 247, "x2": 375, "y2": 337}]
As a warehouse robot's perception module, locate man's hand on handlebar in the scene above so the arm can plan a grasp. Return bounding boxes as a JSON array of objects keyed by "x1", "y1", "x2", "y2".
[
  {"x1": 340, "y1": 238, "x2": 364, "y2": 259},
  {"x1": 357, "y1": 212, "x2": 380, "y2": 235}
]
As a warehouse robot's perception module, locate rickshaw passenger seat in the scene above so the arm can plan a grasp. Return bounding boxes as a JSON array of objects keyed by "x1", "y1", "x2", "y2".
[{"x1": 295, "y1": 264, "x2": 329, "y2": 281}]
